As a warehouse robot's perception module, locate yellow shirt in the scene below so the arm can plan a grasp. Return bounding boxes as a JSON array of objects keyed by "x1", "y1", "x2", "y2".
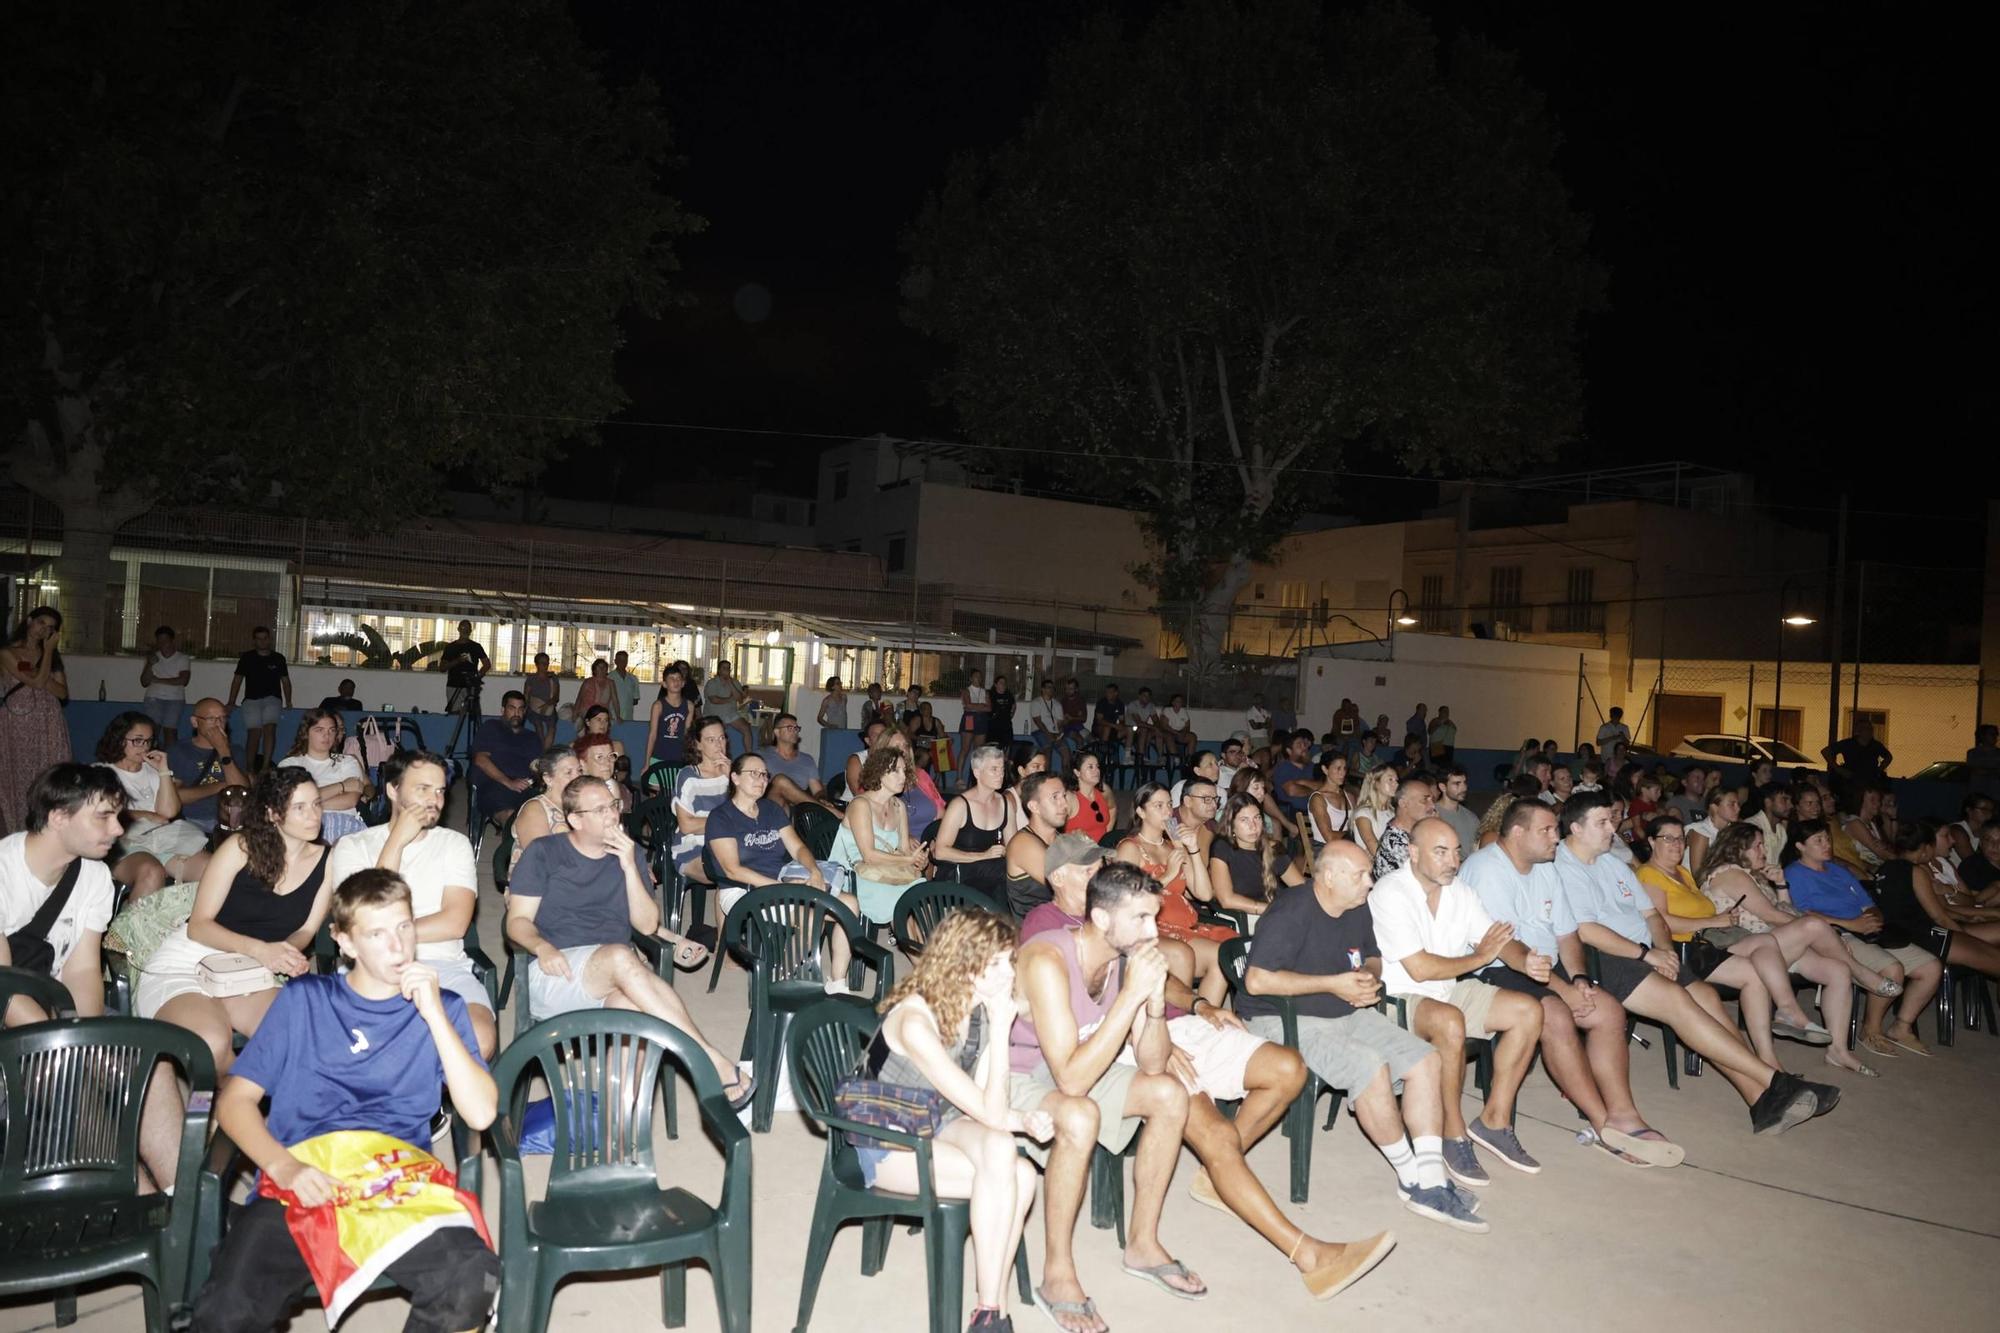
[{"x1": 1637, "y1": 862, "x2": 1710, "y2": 942}]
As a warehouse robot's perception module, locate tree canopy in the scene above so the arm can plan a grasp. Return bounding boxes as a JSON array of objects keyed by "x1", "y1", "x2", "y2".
[
  {"x1": 2, "y1": 0, "x2": 697, "y2": 644},
  {"x1": 905, "y1": 0, "x2": 1605, "y2": 665}
]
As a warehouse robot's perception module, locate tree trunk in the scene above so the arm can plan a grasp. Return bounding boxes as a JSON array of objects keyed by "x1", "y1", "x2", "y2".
[
  {"x1": 10, "y1": 323, "x2": 157, "y2": 652},
  {"x1": 1186, "y1": 552, "x2": 1255, "y2": 679}
]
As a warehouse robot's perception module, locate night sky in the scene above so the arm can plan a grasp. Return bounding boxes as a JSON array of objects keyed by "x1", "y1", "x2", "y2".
[{"x1": 564, "y1": 1, "x2": 1984, "y2": 570}]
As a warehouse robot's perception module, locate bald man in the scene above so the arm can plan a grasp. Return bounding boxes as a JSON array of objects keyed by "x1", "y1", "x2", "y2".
[
  {"x1": 1239, "y1": 841, "x2": 1486, "y2": 1233},
  {"x1": 1371, "y1": 818, "x2": 1546, "y2": 1183},
  {"x1": 167, "y1": 698, "x2": 250, "y2": 830}
]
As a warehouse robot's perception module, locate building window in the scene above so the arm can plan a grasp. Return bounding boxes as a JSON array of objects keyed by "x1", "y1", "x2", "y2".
[
  {"x1": 832, "y1": 465, "x2": 850, "y2": 501},
  {"x1": 1488, "y1": 566, "x2": 1525, "y2": 626},
  {"x1": 1418, "y1": 573, "x2": 1450, "y2": 632},
  {"x1": 885, "y1": 533, "x2": 907, "y2": 573},
  {"x1": 1551, "y1": 567, "x2": 1602, "y2": 633}
]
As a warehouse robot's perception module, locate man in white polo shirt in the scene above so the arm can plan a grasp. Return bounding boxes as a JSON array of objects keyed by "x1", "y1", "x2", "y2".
[
  {"x1": 327, "y1": 749, "x2": 494, "y2": 1058},
  {"x1": 1370, "y1": 818, "x2": 1546, "y2": 1181}
]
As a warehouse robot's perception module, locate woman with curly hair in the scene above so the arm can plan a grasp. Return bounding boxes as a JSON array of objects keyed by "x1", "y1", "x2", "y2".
[
  {"x1": 278, "y1": 707, "x2": 375, "y2": 843},
  {"x1": 835, "y1": 744, "x2": 931, "y2": 925},
  {"x1": 864, "y1": 909, "x2": 1051, "y2": 1332},
  {"x1": 138, "y1": 766, "x2": 335, "y2": 1077},
  {"x1": 92, "y1": 709, "x2": 211, "y2": 898}
]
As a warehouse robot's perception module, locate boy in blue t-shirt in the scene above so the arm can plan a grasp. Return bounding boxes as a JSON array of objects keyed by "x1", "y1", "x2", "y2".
[{"x1": 192, "y1": 869, "x2": 499, "y2": 1333}]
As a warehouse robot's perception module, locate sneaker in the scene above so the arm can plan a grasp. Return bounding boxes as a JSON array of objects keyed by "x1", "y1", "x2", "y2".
[
  {"x1": 1748, "y1": 1072, "x2": 1818, "y2": 1135},
  {"x1": 1468, "y1": 1121, "x2": 1542, "y2": 1175},
  {"x1": 1797, "y1": 1079, "x2": 1842, "y2": 1119},
  {"x1": 1441, "y1": 1136, "x2": 1489, "y2": 1187},
  {"x1": 430, "y1": 1107, "x2": 453, "y2": 1144},
  {"x1": 1396, "y1": 1180, "x2": 1482, "y2": 1215},
  {"x1": 1401, "y1": 1182, "x2": 1489, "y2": 1234}
]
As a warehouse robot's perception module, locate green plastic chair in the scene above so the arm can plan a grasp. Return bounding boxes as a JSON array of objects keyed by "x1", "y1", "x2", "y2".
[
  {"x1": 727, "y1": 887, "x2": 894, "y2": 1131},
  {"x1": 1215, "y1": 936, "x2": 1343, "y2": 1205},
  {"x1": 889, "y1": 882, "x2": 1003, "y2": 959},
  {"x1": 1379, "y1": 993, "x2": 1493, "y2": 1100},
  {"x1": 489, "y1": 1009, "x2": 751, "y2": 1333},
  {"x1": 791, "y1": 803, "x2": 843, "y2": 862},
  {"x1": 0, "y1": 966, "x2": 77, "y2": 1019},
  {"x1": 0, "y1": 1018, "x2": 216, "y2": 1332},
  {"x1": 787, "y1": 999, "x2": 1030, "y2": 1333},
  {"x1": 639, "y1": 760, "x2": 684, "y2": 799}
]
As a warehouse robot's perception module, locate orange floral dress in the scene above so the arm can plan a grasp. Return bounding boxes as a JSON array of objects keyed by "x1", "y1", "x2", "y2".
[{"x1": 1127, "y1": 837, "x2": 1237, "y2": 943}]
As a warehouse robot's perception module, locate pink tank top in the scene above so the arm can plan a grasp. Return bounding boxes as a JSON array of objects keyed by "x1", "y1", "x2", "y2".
[{"x1": 1009, "y1": 926, "x2": 1123, "y2": 1073}]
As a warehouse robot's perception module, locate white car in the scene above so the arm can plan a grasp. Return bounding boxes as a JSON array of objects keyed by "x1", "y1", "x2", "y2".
[{"x1": 1669, "y1": 734, "x2": 1818, "y2": 771}]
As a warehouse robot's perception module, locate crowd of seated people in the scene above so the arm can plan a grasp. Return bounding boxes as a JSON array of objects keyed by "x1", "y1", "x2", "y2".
[{"x1": 9, "y1": 700, "x2": 2000, "y2": 1333}]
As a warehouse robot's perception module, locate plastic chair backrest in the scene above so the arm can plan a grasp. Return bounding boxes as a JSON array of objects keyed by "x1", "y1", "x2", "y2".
[
  {"x1": 491, "y1": 1009, "x2": 720, "y2": 1179},
  {"x1": 1218, "y1": 936, "x2": 1250, "y2": 988},
  {"x1": 891, "y1": 883, "x2": 1001, "y2": 956},
  {"x1": 788, "y1": 997, "x2": 876, "y2": 1127},
  {"x1": 792, "y1": 803, "x2": 842, "y2": 862},
  {"x1": 742, "y1": 886, "x2": 867, "y2": 986},
  {"x1": 641, "y1": 762, "x2": 684, "y2": 798},
  {"x1": 630, "y1": 790, "x2": 678, "y2": 878},
  {"x1": 0, "y1": 967, "x2": 77, "y2": 1019},
  {"x1": 0, "y1": 1017, "x2": 215, "y2": 1199}
]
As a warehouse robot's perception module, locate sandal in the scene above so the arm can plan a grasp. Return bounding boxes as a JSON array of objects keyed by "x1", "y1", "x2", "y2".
[
  {"x1": 1583, "y1": 1134, "x2": 1651, "y2": 1168},
  {"x1": 1121, "y1": 1258, "x2": 1207, "y2": 1300},
  {"x1": 1033, "y1": 1285, "x2": 1106, "y2": 1333},
  {"x1": 1599, "y1": 1125, "x2": 1684, "y2": 1168},
  {"x1": 722, "y1": 1068, "x2": 758, "y2": 1111},
  {"x1": 662, "y1": 934, "x2": 710, "y2": 970},
  {"x1": 1885, "y1": 1028, "x2": 1932, "y2": 1057},
  {"x1": 1825, "y1": 1053, "x2": 1880, "y2": 1078},
  {"x1": 1858, "y1": 1032, "x2": 1899, "y2": 1058}
]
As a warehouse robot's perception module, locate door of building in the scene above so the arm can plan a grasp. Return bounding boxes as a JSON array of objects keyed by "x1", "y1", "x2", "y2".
[{"x1": 1654, "y1": 693, "x2": 1724, "y2": 754}]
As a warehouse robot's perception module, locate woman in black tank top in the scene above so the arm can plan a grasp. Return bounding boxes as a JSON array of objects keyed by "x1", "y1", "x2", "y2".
[{"x1": 935, "y1": 745, "x2": 1013, "y2": 896}]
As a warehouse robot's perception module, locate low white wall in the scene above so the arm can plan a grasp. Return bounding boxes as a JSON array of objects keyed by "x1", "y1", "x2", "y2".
[
  {"x1": 1297, "y1": 634, "x2": 1614, "y2": 752},
  {"x1": 57, "y1": 653, "x2": 525, "y2": 715},
  {"x1": 792, "y1": 688, "x2": 1257, "y2": 765}
]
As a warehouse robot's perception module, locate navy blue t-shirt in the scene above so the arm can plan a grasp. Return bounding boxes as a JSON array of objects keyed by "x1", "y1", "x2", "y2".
[
  {"x1": 167, "y1": 738, "x2": 232, "y2": 827},
  {"x1": 510, "y1": 834, "x2": 651, "y2": 950},
  {"x1": 231, "y1": 974, "x2": 483, "y2": 1151},
  {"x1": 705, "y1": 797, "x2": 792, "y2": 878},
  {"x1": 472, "y1": 719, "x2": 542, "y2": 784},
  {"x1": 1271, "y1": 760, "x2": 1313, "y2": 814}
]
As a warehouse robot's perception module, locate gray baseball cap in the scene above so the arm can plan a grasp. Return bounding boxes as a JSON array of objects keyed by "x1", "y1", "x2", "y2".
[{"x1": 1045, "y1": 832, "x2": 1110, "y2": 877}]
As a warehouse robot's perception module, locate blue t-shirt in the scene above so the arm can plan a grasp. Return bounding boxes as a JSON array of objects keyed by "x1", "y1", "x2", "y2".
[
  {"x1": 1458, "y1": 843, "x2": 1561, "y2": 960},
  {"x1": 511, "y1": 833, "x2": 650, "y2": 950},
  {"x1": 1271, "y1": 760, "x2": 1313, "y2": 814},
  {"x1": 704, "y1": 797, "x2": 792, "y2": 879},
  {"x1": 1783, "y1": 860, "x2": 1874, "y2": 919},
  {"x1": 1550, "y1": 841, "x2": 1652, "y2": 946},
  {"x1": 472, "y1": 719, "x2": 542, "y2": 784},
  {"x1": 167, "y1": 738, "x2": 232, "y2": 828},
  {"x1": 651, "y1": 697, "x2": 695, "y2": 765},
  {"x1": 231, "y1": 974, "x2": 483, "y2": 1151}
]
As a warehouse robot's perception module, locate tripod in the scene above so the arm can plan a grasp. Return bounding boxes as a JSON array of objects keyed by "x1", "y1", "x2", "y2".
[{"x1": 442, "y1": 677, "x2": 484, "y2": 834}]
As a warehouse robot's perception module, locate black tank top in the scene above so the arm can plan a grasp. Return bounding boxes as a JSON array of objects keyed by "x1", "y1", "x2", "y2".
[
  {"x1": 949, "y1": 796, "x2": 1007, "y2": 893},
  {"x1": 215, "y1": 845, "x2": 328, "y2": 942}
]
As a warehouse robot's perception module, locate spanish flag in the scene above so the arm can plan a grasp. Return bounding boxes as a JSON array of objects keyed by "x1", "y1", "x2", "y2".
[{"x1": 258, "y1": 1131, "x2": 492, "y2": 1326}]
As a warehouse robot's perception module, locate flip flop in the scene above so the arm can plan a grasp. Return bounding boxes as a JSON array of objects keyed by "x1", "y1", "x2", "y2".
[
  {"x1": 722, "y1": 1068, "x2": 758, "y2": 1111},
  {"x1": 1885, "y1": 1030, "x2": 1932, "y2": 1057},
  {"x1": 669, "y1": 939, "x2": 710, "y2": 970},
  {"x1": 1033, "y1": 1285, "x2": 1106, "y2": 1333},
  {"x1": 1583, "y1": 1134, "x2": 1651, "y2": 1168},
  {"x1": 1600, "y1": 1125, "x2": 1684, "y2": 1168},
  {"x1": 1825, "y1": 1054, "x2": 1880, "y2": 1078},
  {"x1": 1858, "y1": 1033, "x2": 1900, "y2": 1058},
  {"x1": 1121, "y1": 1259, "x2": 1207, "y2": 1300}
]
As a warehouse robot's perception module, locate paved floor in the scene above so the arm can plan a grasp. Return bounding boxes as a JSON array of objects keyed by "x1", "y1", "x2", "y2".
[{"x1": 9, "y1": 807, "x2": 2000, "y2": 1333}]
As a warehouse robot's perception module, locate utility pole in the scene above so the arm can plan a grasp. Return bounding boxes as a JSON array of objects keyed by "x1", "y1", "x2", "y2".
[
  {"x1": 1824, "y1": 494, "x2": 1847, "y2": 754},
  {"x1": 1452, "y1": 484, "x2": 1472, "y2": 636}
]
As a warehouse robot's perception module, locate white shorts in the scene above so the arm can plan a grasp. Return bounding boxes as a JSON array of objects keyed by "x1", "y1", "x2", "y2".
[
  {"x1": 1112, "y1": 1013, "x2": 1271, "y2": 1102},
  {"x1": 525, "y1": 944, "x2": 616, "y2": 1018},
  {"x1": 428, "y1": 955, "x2": 493, "y2": 1013},
  {"x1": 135, "y1": 928, "x2": 228, "y2": 1018}
]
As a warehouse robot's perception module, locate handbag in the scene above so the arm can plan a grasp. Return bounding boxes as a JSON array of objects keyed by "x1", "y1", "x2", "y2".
[
  {"x1": 833, "y1": 1078, "x2": 946, "y2": 1146},
  {"x1": 346, "y1": 715, "x2": 394, "y2": 769},
  {"x1": 1681, "y1": 936, "x2": 1730, "y2": 979},
  {"x1": 196, "y1": 952, "x2": 278, "y2": 997},
  {"x1": 3, "y1": 858, "x2": 83, "y2": 974}
]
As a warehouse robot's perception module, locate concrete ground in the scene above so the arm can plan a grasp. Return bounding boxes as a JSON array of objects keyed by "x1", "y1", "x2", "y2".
[{"x1": 9, "y1": 798, "x2": 2000, "y2": 1333}]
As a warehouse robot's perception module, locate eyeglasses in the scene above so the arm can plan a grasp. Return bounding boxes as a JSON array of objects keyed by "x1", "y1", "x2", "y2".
[
  {"x1": 1187, "y1": 794, "x2": 1219, "y2": 805},
  {"x1": 738, "y1": 770, "x2": 771, "y2": 781},
  {"x1": 570, "y1": 804, "x2": 619, "y2": 817},
  {"x1": 124, "y1": 736, "x2": 154, "y2": 747}
]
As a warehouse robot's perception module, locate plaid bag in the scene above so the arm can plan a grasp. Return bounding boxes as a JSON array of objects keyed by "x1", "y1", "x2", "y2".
[{"x1": 833, "y1": 1078, "x2": 946, "y2": 1146}]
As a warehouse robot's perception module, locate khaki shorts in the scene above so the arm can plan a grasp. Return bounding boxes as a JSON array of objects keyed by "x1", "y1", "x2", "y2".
[
  {"x1": 1444, "y1": 977, "x2": 1504, "y2": 1041},
  {"x1": 1009, "y1": 1062, "x2": 1141, "y2": 1157},
  {"x1": 1840, "y1": 936, "x2": 1942, "y2": 977}
]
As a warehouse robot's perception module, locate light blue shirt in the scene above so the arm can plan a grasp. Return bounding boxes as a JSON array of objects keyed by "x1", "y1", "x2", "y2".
[
  {"x1": 1458, "y1": 843, "x2": 1561, "y2": 960},
  {"x1": 1550, "y1": 840, "x2": 1652, "y2": 947}
]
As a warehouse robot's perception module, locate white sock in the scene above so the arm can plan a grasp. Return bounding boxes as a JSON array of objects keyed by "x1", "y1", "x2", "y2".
[
  {"x1": 1410, "y1": 1134, "x2": 1446, "y2": 1189},
  {"x1": 1380, "y1": 1137, "x2": 1422, "y2": 1191}
]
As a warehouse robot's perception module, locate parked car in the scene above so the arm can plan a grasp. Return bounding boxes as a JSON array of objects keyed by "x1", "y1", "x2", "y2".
[
  {"x1": 1669, "y1": 734, "x2": 1818, "y2": 771},
  {"x1": 1908, "y1": 760, "x2": 1967, "y2": 784}
]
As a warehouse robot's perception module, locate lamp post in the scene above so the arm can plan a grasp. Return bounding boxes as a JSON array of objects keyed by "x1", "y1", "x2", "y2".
[
  {"x1": 1387, "y1": 588, "x2": 1417, "y2": 656},
  {"x1": 1774, "y1": 576, "x2": 1816, "y2": 746}
]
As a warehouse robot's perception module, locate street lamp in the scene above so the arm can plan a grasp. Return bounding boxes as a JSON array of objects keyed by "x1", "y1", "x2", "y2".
[
  {"x1": 1774, "y1": 577, "x2": 1817, "y2": 746},
  {"x1": 1387, "y1": 588, "x2": 1417, "y2": 654}
]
